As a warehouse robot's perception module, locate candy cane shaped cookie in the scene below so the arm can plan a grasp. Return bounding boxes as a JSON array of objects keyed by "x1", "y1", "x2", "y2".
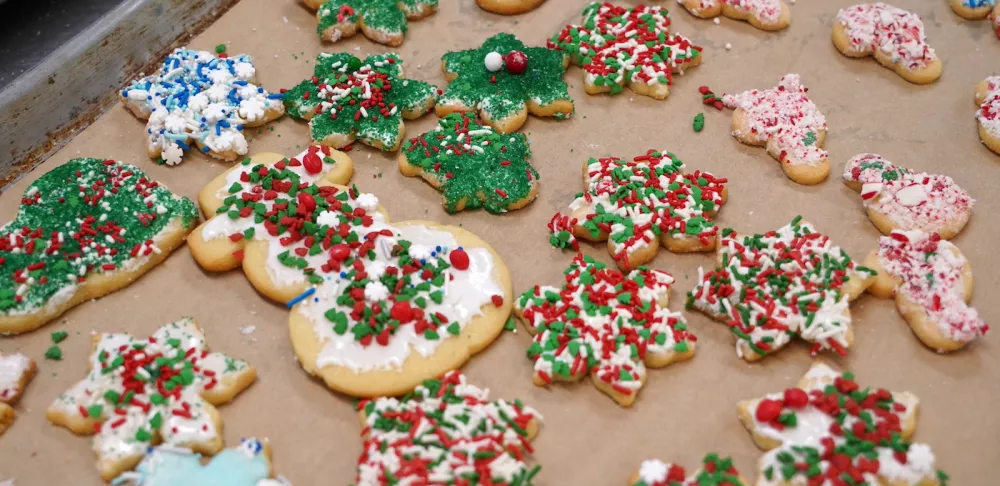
[
  {"x1": 678, "y1": 0, "x2": 790, "y2": 31},
  {"x1": 114, "y1": 438, "x2": 286, "y2": 486},
  {"x1": 629, "y1": 453, "x2": 748, "y2": 486},
  {"x1": 0, "y1": 352, "x2": 36, "y2": 436},
  {"x1": 833, "y1": 3, "x2": 942, "y2": 84},
  {"x1": 974, "y1": 75, "x2": 1000, "y2": 156}
]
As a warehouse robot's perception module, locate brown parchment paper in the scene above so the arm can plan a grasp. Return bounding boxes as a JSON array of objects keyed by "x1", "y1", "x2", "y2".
[{"x1": 1, "y1": 0, "x2": 999, "y2": 484}]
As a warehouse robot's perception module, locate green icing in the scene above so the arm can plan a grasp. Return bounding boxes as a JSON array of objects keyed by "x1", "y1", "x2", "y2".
[
  {"x1": 441, "y1": 33, "x2": 573, "y2": 123},
  {"x1": 316, "y1": 0, "x2": 438, "y2": 43},
  {"x1": 401, "y1": 113, "x2": 539, "y2": 214},
  {"x1": 0, "y1": 158, "x2": 197, "y2": 316}
]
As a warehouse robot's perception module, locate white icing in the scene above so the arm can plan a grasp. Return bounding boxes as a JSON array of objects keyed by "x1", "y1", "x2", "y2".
[{"x1": 0, "y1": 353, "x2": 32, "y2": 402}]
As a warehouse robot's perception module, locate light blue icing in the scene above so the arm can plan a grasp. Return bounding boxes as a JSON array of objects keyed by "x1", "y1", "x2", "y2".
[
  {"x1": 963, "y1": 0, "x2": 996, "y2": 8},
  {"x1": 117, "y1": 439, "x2": 271, "y2": 486}
]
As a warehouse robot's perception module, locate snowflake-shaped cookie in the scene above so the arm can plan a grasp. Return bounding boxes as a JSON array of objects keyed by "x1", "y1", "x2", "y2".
[
  {"x1": 630, "y1": 453, "x2": 747, "y2": 486},
  {"x1": 687, "y1": 217, "x2": 877, "y2": 361},
  {"x1": 355, "y1": 371, "x2": 542, "y2": 485},
  {"x1": 284, "y1": 53, "x2": 438, "y2": 152},
  {"x1": 843, "y1": 153, "x2": 975, "y2": 239},
  {"x1": 548, "y1": 2, "x2": 703, "y2": 100},
  {"x1": 117, "y1": 438, "x2": 284, "y2": 486},
  {"x1": 438, "y1": 33, "x2": 573, "y2": 133},
  {"x1": 975, "y1": 75, "x2": 1000, "y2": 156},
  {"x1": 0, "y1": 352, "x2": 36, "y2": 436},
  {"x1": 739, "y1": 362, "x2": 948, "y2": 485},
  {"x1": 722, "y1": 74, "x2": 829, "y2": 185},
  {"x1": 400, "y1": 112, "x2": 539, "y2": 213},
  {"x1": 548, "y1": 150, "x2": 727, "y2": 270},
  {"x1": 833, "y1": 3, "x2": 942, "y2": 84},
  {"x1": 121, "y1": 48, "x2": 284, "y2": 165},
  {"x1": 679, "y1": 0, "x2": 790, "y2": 30},
  {"x1": 303, "y1": 0, "x2": 438, "y2": 46},
  {"x1": 515, "y1": 254, "x2": 696, "y2": 407}
]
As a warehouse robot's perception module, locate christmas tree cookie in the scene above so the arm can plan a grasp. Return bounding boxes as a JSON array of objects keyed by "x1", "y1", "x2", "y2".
[
  {"x1": 548, "y1": 150, "x2": 727, "y2": 270},
  {"x1": 629, "y1": 453, "x2": 747, "y2": 486},
  {"x1": 0, "y1": 158, "x2": 198, "y2": 335},
  {"x1": 679, "y1": 0, "x2": 791, "y2": 31},
  {"x1": 975, "y1": 75, "x2": 1000, "y2": 156},
  {"x1": 399, "y1": 112, "x2": 540, "y2": 214},
  {"x1": 0, "y1": 352, "x2": 36, "y2": 436},
  {"x1": 437, "y1": 33, "x2": 573, "y2": 133},
  {"x1": 115, "y1": 438, "x2": 286, "y2": 486},
  {"x1": 284, "y1": 52, "x2": 438, "y2": 152},
  {"x1": 303, "y1": 0, "x2": 437, "y2": 46},
  {"x1": 47, "y1": 318, "x2": 256, "y2": 481},
  {"x1": 515, "y1": 254, "x2": 696, "y2": 407},
  {"x1": 549, "y1": 2, "x2": 703, "y2": 100}
]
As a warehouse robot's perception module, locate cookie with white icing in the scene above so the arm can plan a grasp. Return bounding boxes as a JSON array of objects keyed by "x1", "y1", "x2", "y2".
[
  {"x1": 0, "y1": 353, "x2": 36, "y2": 436},
  {"x1": 833, "y1": 3, "x2": 942, "y2": 84},
  {"x1": 974, "y1": 75, "x2": 1000, "y2": 156},
  {"x1": 302, "y1": 0, "x2": 437, "y2": 46},
  {"x1": 113, "y1": 438, "x2": 286, "y2": 486},
  {"x1": 678, "y1": 0, "x2": 790, "y2": 31},
  {"x1": 477, "y1": 0, "x2": 544, "y2": 14},
  {"x1": 628, "y1": 453, "x2": 747, "y2": 486}
]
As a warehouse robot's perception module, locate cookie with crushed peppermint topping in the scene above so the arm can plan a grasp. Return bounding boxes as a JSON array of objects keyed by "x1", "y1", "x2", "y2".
[
  {"x1": 679, "y1": 0, "x2": 790, "y2": 31},
  {"x1": 687, "y1": 217, "x2": 876, "y2": 362},
  {"x1": 302, "y1": 0, "x2": 437, "y2": 46},
  {"x1": 0, "y1": 352, "x2": 36, "y2": 436},
  {"x1": 844, "y1": 153, "x2": 974, "y2": 239},
  {"x1": 515, "y1": 254, "x2": 696, "y2": 407},
  {"x1": 975, "y1": 75, "x2": 1000, "y2": 156},
  {"x1": 833, "y1": 3, "x2": 942, "y2": 84},
  {"x1": 548, "y1": 2, "x2": 703, "y2": 100},
  {"x1": 629, "y1": 453, "x2": 747, "y2": 486}
]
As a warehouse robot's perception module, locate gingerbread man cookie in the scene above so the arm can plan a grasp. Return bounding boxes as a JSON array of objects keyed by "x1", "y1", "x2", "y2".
[
  {"x1": 0, "y1": 158, "x2": 198, "y2": 335},
  {"x1": 400, "y1": 112, "x2": 540, "y2": 213},
  {"x1": 188, "y1": 147, "x2": 513, "y2": 397},
  {"x1": 722, "y1": 74, "x2": 829, "y2": 185},
  {"x1": 548, "y1": 150, "x2": 727, "y2": 270},
  {"x1": 114, "y1": 438, "x2": 285, "y2": 486},
  {"x1": 833, "y1": 3, "x2": 942, "y2": 84},
  {"x1": 438, "y1": 33, "x2": 573, "y2": 133},
  {"x1": 950, "y1": 0, "x2": 1000, "y2": 39},
  {"x1": 629, "y1": 453, "x2": 747, "y2": 486},
  {"x1": 687, "y1": 217, "x2": 877, "y2": 361},
  {"x1": 477, "y1": 0, "x2": 545, "y2": 15},
  {"x1": 678, "y1": 0, "x2": 791, "y2": 31},
  {"x1": 549, "y1": 3, "x2": 703, "y2": 100},
  {"x1": 515, "y1": 254, "x2": 696, "y2": 407},
  {"x1": 284, "y1": 53, "x2": 438, "y2": 152},
  {"x1": 863, "y1": 230, "x2": 989, "y2": 352},
  {"x1": 302, "y1": 0, "x2": 437, "y2": 46},
  {"x1": 0, "y1": 352, "x2": 36, "y2": 436},
  {"x1": 121, "y1": 48, "x2": 284, "y2": 165},
  {"x1": 47, "y1": 318, "x2": 256, "y2": 481},
  {"x1": 739, "y1": 362, "x2": 948, "y2": 485},
  {"x1": 843, "y1": 153, "x2": 974, "y2": 239},
  {"x1": 356, "y1": 371, "x2": 542, "y2": 485},
  {"x1": 974, "y1": 75, "x2": 1000, "y2": 156}
]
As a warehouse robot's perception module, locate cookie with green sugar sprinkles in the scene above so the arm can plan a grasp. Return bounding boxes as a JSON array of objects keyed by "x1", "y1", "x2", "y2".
[
  {"x1": 437, "y1": 33, "x2": 574, "y2": 134},
  {"x1": 283, "y1": 52, "x2": 438, "y2": 152},
  {"x1": 304, "y1": 0, "x2": 438, "y2": 46},
  {"x1": 514, "y1": 253, "x2": 696, "y2": 407},
  {"x1": 686, "y1": 217, "x2": 877, "y2": 362},
  {"x1": 739, "y1": 362, "x2": 949, "y2": 486},
  {"x1": 399, "y1": 112, "x2": 540, "y2": 214},
  {"x1": 548, "y1": 2, "x2": 703, "y2": 100},
  {"x1": 630, "y1": 453, "x2": 747, "y2": 486},
  {"x1": 0, "y1": 158, "x2": 198, "y2": 335}
]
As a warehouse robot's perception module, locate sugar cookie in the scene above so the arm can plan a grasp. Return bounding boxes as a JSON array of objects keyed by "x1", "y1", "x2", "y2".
[
  {"x1": 113, "y1": 438, "x2": 285, "y2": 486},
  {"x1": 515, "y1": 254, "x2": 696, "y2": 407},
  {"x1": 188, "y1": 147, "x2": 513, "y2": 397},
  {"x1": 121, "y1": 48, "x2": 284, "y2": 165},
  {"x1": 950, "y1": 0, "x2": 1000, "y2": 39},
  {"x1": 438, "y1": 33, "x2": 573, "y2": 134},
  {"x1": 739, "y1": 362, "x2": 948, "y2": 486},
  {"x1": 833, "y1": 3, "x2": 942, "y2": 84},
  {"x1": 722, "y1": 74, "x2": 829, "y2": 185},
  {"x1": 687, "y1": 217, "x2": 877, "y2": 361},
  {"x1": 400, "y1": 112, "x2": 539, "y2": 213},
  {"x1": 843, "y1": 153, "x2": 974, "y2": 239},
  {"x1": 863, "y1": 230, "x2": 988, "y2": 352},
  {"x1": 302, "y1": 0, "x2": 437, "y2": 46},
  {"x1": 549, "y1": 3, "x2": 703, "y2": 100},
  {"x1": 284, "y1": 53, "x2": 438, "y2": 152},
  {"x1": 355, "y1": 371, "x2": 541, "y2": 484},
  {"x1": 629, "y1": 453, "x2": 747, "y2": 486},
  {"x1": 0, "y1": 352, "x2": 36, "y2": 436},
  {"x1": 477, "y1": 0, "x2": 544, "y2": 14},
  {"x1": 0, "y1": 158, "x2": 198, "y2": 335},
  {"x1": 974, "y1": 75, "x2": 1000, "y2": 155},
  {"x1": 47, "y1": 318, "x2": 256, "y2": 481},
  {"x1": 548, "y1": 150, "x2": 727, "y2": 270},
  {"x1": 678, "y1": 0, "x2": 790, "y2": 31}
]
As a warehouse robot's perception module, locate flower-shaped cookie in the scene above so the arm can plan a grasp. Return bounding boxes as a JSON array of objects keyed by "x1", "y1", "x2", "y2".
[
  {"x1": 284, "y1": 53, "x2": 438, "y2": 152},
  {"x1": 0, "y1": 352, "x2": 36, "y2": 436},
  {"x1": 46, "y1": 318, "x2": 256, "y2": 481},
  {"x1": 833, "y1": 3, "x2": 942, "y2": 84},
  {"x1": 548, "y1": 150, "x2": 727, "y2": 270},
  {"x1": 739, "y1": 362, "x2": 948, "y2": 485},
  {"x1": 679, "y1": 0, "x2": 791, "y2": 31},
  {"x1": 302, "y1": 0, "x2": 437, "y2": 46},
  {"x1": 437, "y1": 33, "x2": 573, "y2": 133},
  {"x1": 975, "y1": 75, "x2": 1000, "y2": 156},
  {"x1": 515, "y1": 254, "x2": 696, "y2": 407},
  {"x1": 630, "y1": 453, "x2": 747, "y2": 486},
  {"x1": 400, "y1": 112, "x2": 539, "y2": 213},
  {"x1": 843, "y1": 153, "x2": 974, "y2": 239},
  {"x1": 687, "y1": 217, "x2": 876, "y2": 361},
  {"x1": 548, "y1": 2, "x2": 703, "y2": 100},
  {"x1": 116, "y1": 438, "x2": 283, "y2": 486}
]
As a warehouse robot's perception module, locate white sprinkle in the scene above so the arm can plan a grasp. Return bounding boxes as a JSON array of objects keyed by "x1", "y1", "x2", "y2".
[
  {"x1": 240, "y1": 325, "x2": 256, "y2": 336},
  {"x1": 725, "y1": 43, "x2": 732, "y2": 50},
  {"x1": 713, "y1": 17, "x2": 721, "y2": 25}
]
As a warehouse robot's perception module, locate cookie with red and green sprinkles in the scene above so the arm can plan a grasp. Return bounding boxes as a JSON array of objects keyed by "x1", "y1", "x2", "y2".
[
  {"x1": 739, "y1": 362, "x2": 949, "y2": 486},
  {"x1": 399, "y1": 112, "x2": 540, "y2": 214},
  {"x1": 548, "y1": 150, "x2": 728, "y2": 270},
  {"x1": 515, "y1": 253, "x2": 696, "y2": 407},
  {"x1": 686, "y1": 217, "x2": 877, "y2": 362},
  {"x1": 46, "y1": 318, "x2": 256, "y2": 482},
  {"x1": 0, "y1": 158, "x2": 198, "y2": 335},
  {"x1": 548, "y1": 2, "x2": 703, "y2": 100},
  {"x1": 355, "y1": 371, "x2": 542, "y2": 485},
  {"x1": 283, "y1": 52, "x2": 438, "y2": 152},
  {"x1": 304, "y1": 0, "x2": 438, "y2": 46},
  {"x1": 437, "y1": 33, "x2": 574, "y2": 134},
  {"x1": 630, "y1": 453, "x2": 747, "y2": 486}
]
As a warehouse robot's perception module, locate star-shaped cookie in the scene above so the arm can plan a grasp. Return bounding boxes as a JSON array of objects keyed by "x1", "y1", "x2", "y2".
[{"x1": 302, "y1": 0, "x2": 438, "y2": 46}]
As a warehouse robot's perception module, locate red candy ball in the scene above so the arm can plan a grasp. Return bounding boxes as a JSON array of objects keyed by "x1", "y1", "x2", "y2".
[
  {"x1": 504, "y1": 50, "x2": 528, "y2": 75},
  {"x1": 390, "y1": 300, "x2": 413, "y2": 322},
  {"x1": 783, "y1": 388, "x2": 809, "y2": 408},
  {"x1": 755, "y1": 398, "x2": 783, "y2": 423},
  {"x1": 449, "y1": 248, "x2": 470, "y2": 270}
]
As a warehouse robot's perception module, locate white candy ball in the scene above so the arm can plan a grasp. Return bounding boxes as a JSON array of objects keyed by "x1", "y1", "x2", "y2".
[{"x1": 484, "y1": 52, "x2": 504, "y2": 72}]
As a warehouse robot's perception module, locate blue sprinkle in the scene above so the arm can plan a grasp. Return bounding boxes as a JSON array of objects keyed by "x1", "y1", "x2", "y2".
[
  {"x1": 177, "y1": 141, "x2": 191, "y2": 150},
  {"x1": 286, "y1": 287, "x2": 316, "y2": 308},
  {"x1": 201, "y1": 146, "x2": 210, "y2": 153},
  {"x1": 268, "y1": 93, "x2": 285, "y2": 99},
  {"x1": 435, "y1": 246, "x2": 442, "y2": 252}
]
